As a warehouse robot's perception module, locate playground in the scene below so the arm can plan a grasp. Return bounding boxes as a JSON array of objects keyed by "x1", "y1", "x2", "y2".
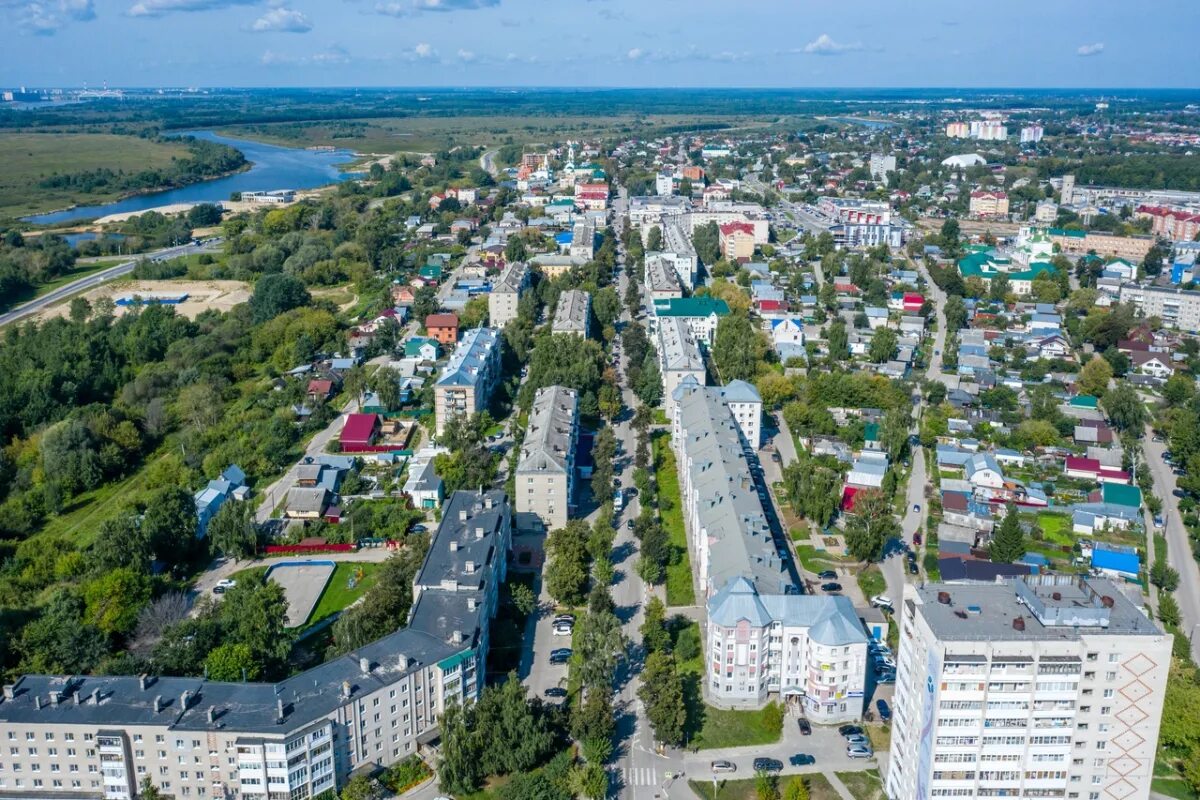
[{"x1": 264, "y1": 561, "x2": 336, "y2": 628}]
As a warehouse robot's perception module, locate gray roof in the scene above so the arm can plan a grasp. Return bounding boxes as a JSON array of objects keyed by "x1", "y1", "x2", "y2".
[
  {"x1": 721, "y1": 379, "x2": 761, "y2": 404},
  {"x1": 657, "y1": 316, "x2": 705, "y2": 374},
  {"x1": 415, "y1": 489, "x2": 509, "y2": 594},
  {"x1": 646, "y1": 253, "x2": 683, "y2": 294},
  {"x1": 516, "y1": 385, "x2": 578, "y2": 477},
  {"x1": 286, "y1": 486, "x2": 329, "y2": 513},
  {"x1": 708, "y1": 577, "x2": 867, "y2": 647},
  {"x1": 492, "y1": 261, "x2": 530, "y2": 294},
  {"x1": 552, "y1": 289, "x2": 591, "y2": 334},
  {"x1": 436, "y1": 327, "x2": 500, "y2": 388},
  {"x1": 915, "y1": 575, "x2": 1161, "y2": 641}
]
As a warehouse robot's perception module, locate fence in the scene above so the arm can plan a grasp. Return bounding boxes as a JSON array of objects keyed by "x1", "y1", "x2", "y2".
[{"x1": 263, "y1": 543, "x2": 356, "y2": 555}]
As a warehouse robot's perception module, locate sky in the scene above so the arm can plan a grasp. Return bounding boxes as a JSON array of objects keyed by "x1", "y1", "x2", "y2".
[{"x1": 3, "y1": 0, "x2": 1200, "y2": 89}]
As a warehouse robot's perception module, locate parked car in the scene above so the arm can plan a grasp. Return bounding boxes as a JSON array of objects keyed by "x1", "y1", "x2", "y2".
[
  {"x1": 710, "y1": 760, "x2": 736, "y2": 773},
  {"x1": 877, "y1": 699, "x2": 892, "y2": 722},
  {"x1": 553, "y1": 624, "x2": 573, "y2": 637},
  {"x1": 550, "y1": 648, "x2": 572, "y2": 661},
  {"x1": 817, "y1": 570, "x2": 838, "y2": 580},
  {"x1": 870, "y1": 595, "x2": 893, "y2": 609},
  {"x1": 554, "y1": 614, "x2": 575, "y2": 624},
  {"x1": 797, "y1": 718, "x2": 811, "y2": 736},
  {"x1": 789, "y1": 754, "x2": 815, "y2": 767},
  {"x1": 913, "y1": 532, "x2": 923, "y2": 547},
  {"x1": 215, "y1": 579, "x2": 236, "y2": 589},
  {"x1": 876, "y1": 671, "x2": 896, "y2": 684},
  {"x1": 845, "y1": 734, "x2": 871, "y2": 747},
  {"x1": 626, "y1": 519, "x2": 635, "y2": 530},
  {"x1": 912, "y1": 503, "x2": 920, "y2": 513},
  {"x1": 821, "y1": 582, "x2": 842, "y2": 593},
  {"x1": 846, "y1": 745, "x2": 874, "y2": 759},
  {"x1": 909, "y1": 560, "x2": 919, "y2": 575},
  {"x1": 771, "y1": 451, "x2": 781, "y2": 463},
  {"x1": 839, "y1": 725, "x2": 863, "y2": 738},
  {"x1": 753, "y1": 758, "x2": 783, "y2": 773},
  {"x1": 212, "y1": 585, "x2": 228, "y2": 595},
  {"x1": 544, "y1": 687, "x2": 567, "y2": 698},
  {"x1": 1155, "y1": 515, "x2": 1165, "y2": 529}
]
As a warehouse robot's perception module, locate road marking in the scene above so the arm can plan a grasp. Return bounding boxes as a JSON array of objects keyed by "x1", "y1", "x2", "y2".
[{"x1": 615, "y1": 766, "x2": 658, "y2": 786}]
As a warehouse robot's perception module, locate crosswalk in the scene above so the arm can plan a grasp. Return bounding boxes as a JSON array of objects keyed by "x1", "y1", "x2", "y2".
[{"x1": 613, "y1": 766, "x2": 659, "y2": 787}]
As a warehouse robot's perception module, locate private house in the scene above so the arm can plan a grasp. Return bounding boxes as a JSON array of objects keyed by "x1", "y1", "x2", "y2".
[
  {"x1": 404, "y1": 336, "x2": 440, "y2": 362},
  {"x1": 964, "y1": 453, "x2": 1005, "y2": 489},
  {"x1": 194, "y1": 465, "x2": 249, "y2": 538},
  {"x1": 1089, "y1": 542, "x2": 1140, "y2": 580},
  {"x1": 425, "y1": 313, "x2": 460, "y2": 346},
  {"x1": 1131, "y1": 351, "x2": 1174, "y2": 379},
  {"x1": 285, "y1": 487, "x2": 332, "y2": 520},
  {"x1": 403, "y1": 451, "x2": 446, "y2": 510},
  {"x1": 1072, "y1": 502, "x2": 1139, "y2": 536},
  {"x1": 306, "y1": 378, "x2": 336, "y2": 403},
  {"x1": 340, "y1": 413, "x2": 381, "y2": 450},
  {"x1": 847, "y1": 458, "x2": 887, "y2": 489},
  {"x1": 1064, "y1": 456, "x2": 1130, "y2": 485},
  {"x1": 1095, "y1": 482, "x2": 1143, "y2": 510},
  {"x1": 941, "y1": 490, "x2": 994, "y2": 533}
]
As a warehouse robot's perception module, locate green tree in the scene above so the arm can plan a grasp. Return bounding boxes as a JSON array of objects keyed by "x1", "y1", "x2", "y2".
[
  {"x1": 1151, "y1": 560, "x2": 1181, "y2": 593},
  {"x1": 868, "y1": 327, "x2": 898, "y2": 363},
  {"x1": 250, "y1": 273, "x2": 311, "y2": 324},
  {"x1": 1078, "y1": 355, "x2": 1114, "y2": 398},
  {"x1": 510, "y1": 582, "x2": 538, "y2": 617},
  {"x1": 638, "y1": 650, "x2": 686, "y2": 746},
  {"x1": 437, "y1": 702, "x2": 484, "y2": 795},
  {"x1": 713, "y1": 313, "x2": 765, "y2": 382},
  {"x1": 1164, "y1": 373, "x2": 1196, "y2": 407},
  {"x1": 1102, "y1": 382, "x2": 1147, "y2": 433},
  {"x1": 218, "y1": 573, "x2": 293, "y2": 671},
  {"x1": 635, "y1": 353, "x2": 664, "y2": 407},
  {"x1": 843, "y1": 490, "x2": 897, "y2": 562},
  {"x1": 1159, "y1": 593, "x2": 1182, "y2": 628},
  {"x1": 339, "y1": 775, "x2": 379, "y2": 800},
  {"x1": 571, "y1": 686, "x2": 615, "y2": 743},
  {"x1": 90, "y1": 513, "x2": 152, "y2": 573},
  {"x1": 783, "y1": 777, "x2": 810, "y2": 800},
  {"x1": 139, "y1": 779, "x2": 168, "y2": 800},
  {"x1": 640, "y1": 596, "x2": 671, "y2": 654},
  {"x1": 142, "y1": 486, "x2": 199, "y2": 569},
  {"x1": 755, "y1": 770, "x2": 781, "y2": 800},
  {"x1": 207, "y1": 500, "x2": 260, "y2": 560},
  {"x1": 545, "y1": 521, "x2": 591, "y2": 606},
  {"x1": 203, "y1": 642, "x2": 261, "y2": 681},
  {"x1": 943, "y1": 294, "x2": 968, "y2": 330},
  {"x1": 827, "y1": 319, "x2": 849, "y2": 362},
  {"x1": 990, "y1": 504, "x2": 1026, "y2": 564},
  {"x1": 646, "y1": 226, "x2": 663, "y2": 251},
  {"x1": 83, "y1": 568, "x2": 151, "y2": 635},
  {"x1": 576, "y1": 610, "x2": 624, "y2": 691}
]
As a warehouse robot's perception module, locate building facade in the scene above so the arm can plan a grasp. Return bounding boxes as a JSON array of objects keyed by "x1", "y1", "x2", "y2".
[
  {"x1": 886, "y1": 576, "x2": 1171, "y2": 800},
  {"x1": 551, "y1": 290, "x2": 591, "y2": 338},
  {"x1": 657, "y1": 317, "x2": 706, "y2": 416},
  {"x1": 0, "y1": 490, "x2": 512, "y2": 800},
  {"x1": 488, "y1": 261, "x2": 530, "y2": 329},
  {"x1": 1119, "y1": 284, "x2": 1200, "y2": 333},
  {"x1": 644, "y1": 253, "x2": 684, "y2": 301},
  {"x1": 970, "y1": 191, "x2": 1010, "y2": 217},
  {"x1": 514, "y1": 386, "x2": 578, "y2": 533},
  {"x1": 434, "y1": 327, "x2": 502, "y2": 435}
]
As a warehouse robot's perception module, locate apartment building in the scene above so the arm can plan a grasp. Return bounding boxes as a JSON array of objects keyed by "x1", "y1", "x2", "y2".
[
  {"x1": 551, "y1": 290, "x2": 591, "y2": 337},
  {"x1": 434, "y1": 327, "x2": 502, "y2": 435},
  {"x1": 688, "y1": 206, "x2": 770, "y2": 245},
  {"x1": 946, "y1": 122, "x2": 970, "y2": 138},
  {"x1": 569, "y1": 218, "x2": 596, "y2": 261},
  {"x1": 869, "y1": 153, "x2": 897, "y2": 179},
  {"x1": 657, "y1": 317, "x2": 706, "y2": 416},
  {"x1": 628, "y1": 195, "x2": 690, "y2": 228},
  {"x1": 885, "y1": 576, "x2": 1170, "y2": 800},
  {"x1": 651, "y1": 297, "x2": 730, "y2": 346},
  {"x1": 1119, "y1": 284, "x2": 1200, "y2": 333},
  {"x1": 645, "y1": 253, "x2": 684, "y2": 301},
  {"x1": 970, "y1": 190, "x2": 1010, "y2": 217},
  {"x1": 674, "y1": 386, "x2": 866, "y2": 719},
  {"x1": 514, "y1": 386, "x2": 578, "y2": 533},
  {"x1": 660, "y1": 217, "x2": 698, "y2": 289},
  {"x1": 1021, "y1": 125, "x2": 1045, "y2": 144},
  {"x1": 488, "y1": 261, "x2": 530, "y2": 329},
  {"x1": 1046, "y1": 228, "x2": 1155, "y2": 261},
  {"x1": 0, "y1": 490, "x2": 512, "y2": 800},
  {"x1": 718, "y1": 221, "x2": 756, "y2": 262}
]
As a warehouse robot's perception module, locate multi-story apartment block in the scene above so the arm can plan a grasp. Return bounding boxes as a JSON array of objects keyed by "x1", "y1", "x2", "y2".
[
  {"x1": 569, "y1": 218, "x2": 596, "y2": 261},
  {"x1": 718, "y1": 221, "x2": 756, "y2": 262},
  {"x1": 1046, "y1": 228, "x2": 1155, "y2": 261},
  {"x1": 660, "y1": 218, "x2": 698, "y2": 289},
  {"x1": 1119, "y1": 284, "x2": 1200, "y2": 333},
  {"x1": 645, "y1": 253, "x2": 683, "y2": 301},
  {"x1": 551, "y1": 290, "x2": 590, "y2": 337},
  {"x1": 970, "y1": 190, "x2": 1010, "y2": 217},
  {"x1": 488, "y1": 261, "x2": 529, "y2": 329},
  {"x1": 0, "y1": 490, "x2": 512, "y2": 800},
  {"x1": 514, "y1": 386, "x2": 578, "y2": 533},
  {"x1": 869, "y1": 153, "x2": 897, "y2": 179},
  {"x1": 886, "y1": 576, "x2": 1170, "y2": 800},
  {"x1": 1020, "y1": 125, "x2": 1045, "y2": 144},
  {"x1": 651, "y1": 297, "x2": 730, "y2": 345},
  {"x1": 434, "y1": 327, "x2": 502, "y2": 435},
  {"x1": 674, "y1": 386, "x2": 866, "y2": 720},
  {"x1": 657, "y1": 317, "x2": 706, "y2": 415},
  {"x1": 946, "y1": 122, "x2": 970, "y2": 138}
]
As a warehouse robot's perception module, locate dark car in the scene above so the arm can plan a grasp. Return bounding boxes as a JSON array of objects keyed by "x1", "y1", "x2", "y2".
[
  {"x1": 909, "y1": 560, "x2": 919, "y2": 575},
  {"x1": 839, "y1": 725, "x2": 863, "y2": 738},
  {"x1": 913, "y1": 532, "x2": 923, "y2": 547},
  {"x1": 789, "y1": 754, "x2": 815, "y2": 767},
  {"x1": 797, "y1": 718, "x2": 811, "y2": 736},
  {"x1": 817, "y1": 570, "x2": 838, "y2": 580},
  {"x1": 821, "y1": 582, "x2": 842, "y2": 592},
  {"x1": 544, "y1": 687, "x2": 567, "y2": 698},
  {"x1": 877, "y1": 699, "x2": 892, "y2": 722},
  {"x1": 753, "y1": 758, "x2": 783, "y2": 773}
]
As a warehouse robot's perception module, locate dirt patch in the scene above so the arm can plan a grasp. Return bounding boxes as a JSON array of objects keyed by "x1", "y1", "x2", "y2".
[{"x1": 36, "y1": 279, "x2": 252, "y2": 321}]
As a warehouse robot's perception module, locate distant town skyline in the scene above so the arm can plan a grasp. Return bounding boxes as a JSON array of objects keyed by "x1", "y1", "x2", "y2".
[{"x1": 4, "y1": 0, "x2": 1200, "y2": 89}]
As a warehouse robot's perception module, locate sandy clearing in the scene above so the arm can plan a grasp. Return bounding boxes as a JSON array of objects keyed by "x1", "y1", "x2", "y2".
[{"x1": 35, "y1": 279, "x2": 252, "y2": 322}]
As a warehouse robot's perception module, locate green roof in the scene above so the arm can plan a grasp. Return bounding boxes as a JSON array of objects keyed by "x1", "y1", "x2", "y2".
[
  {"x1": 437, "y1": 649, "x2": 473, "y2": 671},
  {"x1": 419, "y1": 265, "x2": 443, "y2": 279},
  {"x1": 958, "y1": 250, "x2": 1057, "y2": 282},
  {"x1": 864, "y1": 422, "x2": 879, "y2": 442},
  {"x1": 404, "y1": 337, "x2": 438, "y2": 357},
  {"x1": 1048, "y1": 227, "x2": 1086, "y2": 239},
  {"x1": 1070, "y1": 395, "x2": 1099, "y2": 408},
  {"x1": 1102, "y1": 482, "x2": 1142, "y2": 509},
  {"x1": 654, "y1": 297, "x2": 731, "y2": 318}
]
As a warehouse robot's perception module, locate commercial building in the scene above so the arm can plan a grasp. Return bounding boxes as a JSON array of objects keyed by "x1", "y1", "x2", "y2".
[
  {"x1": 645, "y1": 253, "x2": 684, "y2": 300},
  {"x1": 488, "y1": 261, "x2": 530, "y2": 329},
  {"x1": 958, "y1": 247, "x2": 1058, "y2": 297},
  {"x1": 1035, "y1": 199, "x2": 1058, "y2": 224},
  {"x1": 0, "y1": 490, "x2": 512, "y2": 800},
  {"x1": 573, "y1": 182, "x2": 609, "y2": 211},
  {"x1": 674, "y1": 386, "x2": 866, "y2": 719},
  {"x1": 628, "y1": 195, "x2": 690, "y2": 228},
  {"x1": 969, "y1": 190, "x2": 1010, "y2": 217},
  {"x1": 657, "y1": 317, "x2": 706, "y2": 415},
  {"x1": 551, "y1": 289, "x2": 591, "y2": 337},
  {"x1": 1119, "y1": 284, "x2": 1200, "y2": 333},
  {"x1": 514, "y1": 386, "x2": 579, "y2": 533},
  {"x1": 885, "y1": 575, "x2": 1170, "y2": 800},
  {"x1": 1046, "y1": 228, "x2": 1155, "y2": 261},
  {"x1": 434, "y1": 327, "x2": 502, "y2": 435},
  {"x1": 818, "y1": 198, "x2": 907, "y2": 248}
]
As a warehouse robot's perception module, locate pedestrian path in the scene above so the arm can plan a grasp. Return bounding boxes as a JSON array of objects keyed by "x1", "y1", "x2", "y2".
[
  {"x1": 614, "y1": 766, "x2": 659, "y2": 788},
  {"x1": 826, "y1": 770, "x2": 859, "y2": 800}
]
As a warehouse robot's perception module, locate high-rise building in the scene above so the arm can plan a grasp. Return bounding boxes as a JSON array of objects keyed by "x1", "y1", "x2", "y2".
[
  {"x1": 946, "y1": 122, "x2": 970, "y2": 139},
  {"x1": 434, "y1": 327, "x2": 502, "y2": 434},
  {"x1": 488, "y1": 261, "x2": 530, "y2": 328},
  {"x1": 886, "y1": 576, "x2": 1171, "y2": 800},
  {"x1": 515, "y1": 386, "x2": 578, "y2": 532},
  {"x1": 869, "y1": 153, "x2": 897, "y2": 179},
  {"x1": 1020, "y1": 125, "x2": 1045, "y2": 144}
]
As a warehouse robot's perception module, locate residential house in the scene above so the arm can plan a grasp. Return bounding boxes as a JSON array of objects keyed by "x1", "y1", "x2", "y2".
[
  {"x1": 194, "y1": 465, "x2": 249, "y2": 538},
  {"x1": 941, "y1": 490, "x2": 994, "y2": 533},
  {"x1": 425, "y1": 313, "x2": 460, "y2": 346},
  {"x1": 1064, "y1": 456, "x2": 1130, "y2": 485},
  {"x1": 404, "y1": 336, "x2": 440, "y2": 362},
  {"x1": 1089, "y1": 542, "x2": 1141, "y2": 580},
  {"x1": 1072, "y1": 502, "x2": 1139, "y2": 536},
  {"x1": 403, "y1": 450, "x2": 446, "y2": 510},
  {"x1": 1131, "y1": 350, "x2": 1174, "y2": 379},
  {"x1": 285, "y1": 486, "x2": 332, "y2": 520},
  {"x1": 340, "y1": 413, "x2": 381, "y2": 451},
  {"x1": 964, "y1": 453, "x2": 1005, "y2": 489}
]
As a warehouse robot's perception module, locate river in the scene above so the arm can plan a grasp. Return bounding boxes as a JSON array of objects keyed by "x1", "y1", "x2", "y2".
[{"x1": 24, "y1": 131, "x2": 358, "y2": 225}]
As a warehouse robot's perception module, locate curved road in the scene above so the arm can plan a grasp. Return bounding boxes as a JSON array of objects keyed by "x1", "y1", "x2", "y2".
[
  {"x1": 0, "y1": 240, "x2": 218, "y2": 327},
  {"x1": 479, "y1": 149, "x2": 499, "y2": 178}
]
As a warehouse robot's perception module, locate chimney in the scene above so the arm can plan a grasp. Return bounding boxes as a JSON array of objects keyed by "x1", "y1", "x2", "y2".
[
  {"x1": 341, "y1": 681, "x2": 352, "y2": 700},
  {"x1": 475, "y1": 526, "x2": 485, "y2": 540},
  {"x1": 34, "y1": 696, "x2": 42, "y2": 710},
  {"x1": 276, "y1": 698, "x2": 285, "y2": 722},
  {"x1": 485, "y1": 495, "x2": 493, "y2": 509},
  {"x1": 468, "y1": 598, "x2": 478, "y2": 611},
  {"x1": 206, "y1": 706, "x2": 216, "y2": 724},
  {"x1": 459, "y1": 509, "x2": 468, "y2": 522},
  {"x1": 359, "y1": 657, "x2": 371, "y2": 675},
  {"x1": 180, "y1": 690, "x2": 191, "y2": 711},
  {"x1": 153, "y1": 696, "x2": 163, "y2": 713},
  {"x1": 449, "y1": 541, "x2": 459, "y2": 552},
  {"x1": 73, "y1": 691, "x2": 81, "y2": 706},
  {"x1": 397, "y1": 654, "x2": 410, "y2": 670},
  {"x1": 1101, "y1": 595, "x2": 1115, "y2": 608},
  {"x1": 1013, "y1": 617, "x2": 1026, "y2": 632},
  {"x1": 2, "y1": 685, "x2": 14, "y2": 701},
  {"x1": 1052, "y1": 592, "x2": 1062, "y2": 601},
  {"x1": 139, "y1": 674, "x2": 148, "y2": 692},
  {"x1": 465, "y1": 560, "x2": 476, "y2": 574},
  {"x1": 50, "y1": 691, "x2": 60, "y2": 706},
  {"x1": 452, "y1": 630, "x2": 464, "y2": 644},
  {"x1": 90, "y1": 689, "x2": 100, "y2": 705},
  {"x1": 937, "y1": 591, "x2": 951, "y2": 605}
]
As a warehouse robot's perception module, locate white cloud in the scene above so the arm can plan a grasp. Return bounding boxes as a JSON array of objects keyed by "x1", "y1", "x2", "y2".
[
  {"x1": 261, "y1": 43, "x2": 349, "y2": 66},
  {"x1": 414, "y1": 41, "x2": 434, "y2": 58},
  {"x1": 626, "y1": 47, "x2": 643, "y2": 61},
  {"x1": 802, "y1": 33, "x2": 863, "y2": 55},
  {"x1": 373, "y1": 0, "x2": 496, "y2": 15},
  {"x1": 1077, "y1": 42, "x2": 1105, "y2": 57},
  {"x1": 128, "y1": 0, "x2": 255, "y2": 17},
  {"x1": 456, "y1": 48, "x2": 475, "y2": 62},
  {"x1": 3, "y1": 0, "x2": 95, "y2": 34},
  {"x1": 249, "y1": 6, "x2": 311, "y2": 32}
]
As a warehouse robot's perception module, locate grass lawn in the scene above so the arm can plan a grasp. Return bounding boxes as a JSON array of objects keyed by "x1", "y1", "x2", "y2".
[
  {"x1": 38, "y1": 452, "x2": 172, "y2": 546},
  {"x1": 1152, "y1": 778, "x2": 1199, "y2": 800},
  {"x1": 654, "y1": 433, "x2": 695, "y2": 606},
  {"x1": 794, "y1": 543, "x2": 852, "y2": 574},
  {"x1": 836, "y1": 769, "x2": 887, "y2": 800},
  {"x1": 1036, "y1": 513, "x2": 1073, "y2": 546},
  {"x1": 857, "y1": 566, "x2": 886, "y2": 602},
  {"x1": 304, "y1": 562, "x2": 381, "y2": 627},
  {"x1": 689, "y1": 774, "x2": 837, "y2": 800},
  {"x1": 1155, "y1": 532, "x2": 1169, "y2": 560}
]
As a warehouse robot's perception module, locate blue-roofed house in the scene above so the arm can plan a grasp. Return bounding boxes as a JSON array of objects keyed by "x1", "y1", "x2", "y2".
[
  {"x1": 1072, "y1": 502, "x2": 1139, "y2": 536},
  {"x1": 1090, "y1": 542, "x2": 1140, "y2": 580},
  {"x1": 965, "y1": 453, "x2": 1005, "y2": 489},
  {"x1": 936, "y1": 445, "x2": 974, "y2": 468},
  {"x1": 194, "y1": 465, "x2": 250, "y2": 538}
]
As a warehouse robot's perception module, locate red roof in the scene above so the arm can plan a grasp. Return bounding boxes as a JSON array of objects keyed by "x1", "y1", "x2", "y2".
[
  {"x1": 834, "y1": 281, "x2": 859, "y2": 293},
  {"x1": 841, "y1": 486, "x2": 861, "y2": 512},
  {"x1": 718, "y1": 221, "x2": 755, "y2": 237},
  {"x1": 903, "y1": 293, "x2": 924, "y2": 304},
  {"x1": 307, "y1": 379, "x2": 334, "y2": 395},
  {"x1": 757, "y1": 299, "x2": 787, "y2": 312},
  {"x1": 970, "y1": 190, "x2": 1008, "y2": 199},
  {"x1": 425, "y1": 313, "x2": 459, "y2": 329},
  {"x1": 1065, "y1": 456, "x2": 1100, "y2": 473},
  {"x1": 340, "y1": 413, "x2": 380, "y2": 446}
]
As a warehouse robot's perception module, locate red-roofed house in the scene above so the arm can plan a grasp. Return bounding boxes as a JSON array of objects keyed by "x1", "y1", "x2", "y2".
[
  {"x1": 902, "y1": 293, "x2": 925, "y2": 312},
  {"x1": 757, "y1": 299, "x2": 787, "y2": 314},
  {"x1": 425, "y1": 313, "x2": 459, "y2": 346},
  {"x1": 834, "y1": 281, "x2": 860, "y2": 295},
  {"x1": 340, "y1": 413, "x2": 381, "y2": 450},
  {"x1": 574, "y1": 183, "x2": 609, "y2": 211},
  {"x1": 718, "y1": 221, "x2": 756, "y2": 261},
  {"x1": 391, "y1": 285, "x2": 416, "y2": 306},
  {"x1": 1064, "y1": 456, "x2": 1130, "y2": 485},
  {"x1": 969, "y1": 190, "x2": 1009, "y2": 217},
  {"x1": 307, "y1": 379, "x2": 335, "y2": 403},
  {"x1": 841, "y1": 486, "x2": 862, "y2": 512}
]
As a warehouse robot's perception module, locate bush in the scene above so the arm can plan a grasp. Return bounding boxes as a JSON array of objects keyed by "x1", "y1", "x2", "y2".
[{"x1": 675, "y1": 624, "x2": 700, "y2": 662}]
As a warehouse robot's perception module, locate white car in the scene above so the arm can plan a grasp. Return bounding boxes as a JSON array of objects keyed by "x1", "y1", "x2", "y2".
[
  {"x1": 870, "y1": 594, "x2": 893, "y2": 609},
  {"x1": 553, "y1": 623, "x2": 574, "y2": 636},
  {"x1": 215, "y1": 579, "x2": 237, "y2": 589}
]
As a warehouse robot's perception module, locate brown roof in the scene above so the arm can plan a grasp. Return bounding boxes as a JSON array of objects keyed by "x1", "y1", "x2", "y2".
[
  {"x1": 425, "y1": 313, "x2": 459, "y2": 328},
  {"x1": 941, "y1": 491, "x2": 970, "y2": 512}
]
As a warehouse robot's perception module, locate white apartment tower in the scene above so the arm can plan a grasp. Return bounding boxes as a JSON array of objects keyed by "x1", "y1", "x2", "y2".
[{"x1": 886, "y1": 576, "x2": 1171, "y2": 800}]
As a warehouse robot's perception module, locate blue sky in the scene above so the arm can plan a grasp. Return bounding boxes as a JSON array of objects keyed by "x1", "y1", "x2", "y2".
[{"x1": 4, "y1": 0, "x2": 1199, "y2": 88}]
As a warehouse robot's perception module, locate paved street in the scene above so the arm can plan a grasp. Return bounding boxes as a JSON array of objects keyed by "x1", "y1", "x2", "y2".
[
  {"x1": 913, "y1": 257, "x2": 958, "y2": 390},
  {"x1": 1140, "y1": 426, "x2": 1200, "y2": 664}
]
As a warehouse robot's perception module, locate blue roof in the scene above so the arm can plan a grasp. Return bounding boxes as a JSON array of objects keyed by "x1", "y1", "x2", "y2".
[{"x1": 1091, "y1": 543, "x2": 1140, "y2": 576}]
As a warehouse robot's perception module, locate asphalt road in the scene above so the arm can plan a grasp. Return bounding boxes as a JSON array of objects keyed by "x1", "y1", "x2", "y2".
[
  {"x1": 0, "y1": 240, "x2": 219, "y2": 327},
  {"x1": 913, "y1": 257, "x2": 959, "y2": 390}
]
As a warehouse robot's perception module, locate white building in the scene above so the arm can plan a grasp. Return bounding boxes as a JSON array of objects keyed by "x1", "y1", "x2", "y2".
[
  {"x1": 659, "y1": 217, "x2": 698, "y2": 289},
  {"x1": 488, "y1": 260, "x2": 530, "y2": 329},
  {"x1": 645, "y1": 253, "x2": 684, "y2": 300},
  {"x1": 869, "y1": 153, "x2": 897, "y2": 180},
  {"x1": 515, "y1": 386, "x2": 578, "y2": 532},
  {"x1": 655, "y1": 171, "x2": 675, "y2": 196},
  {"x1": 1020, "y1": 125, "x2": 1045, "y2": 144},
  {"x1": 658, "y1": 317, "x2": 707, "y2": 416},
  {"x1": 886, "y1": 576, "x2": 1171, "y2": 800},
  {"x1": 569, "y1": 218, "x2": 596, "y2": 261},
  {"x1": 1119, "y1": 284, "x2": 1200, "y2": 333}
]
